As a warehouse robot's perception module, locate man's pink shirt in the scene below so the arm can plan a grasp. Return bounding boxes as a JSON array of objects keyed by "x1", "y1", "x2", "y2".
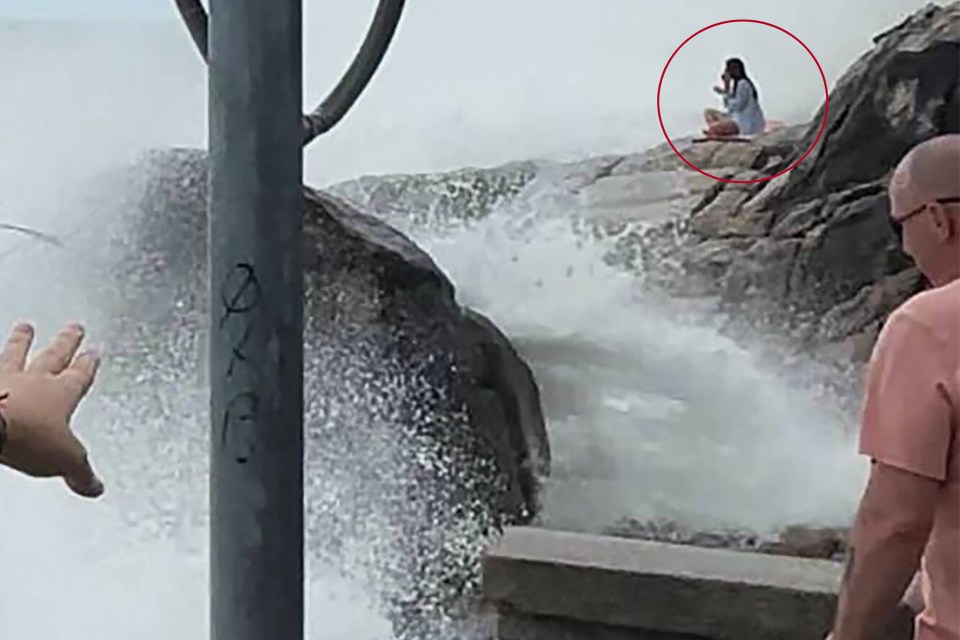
[{"x1": 860, "y1": 278, "x2": 959, "y2": 640}]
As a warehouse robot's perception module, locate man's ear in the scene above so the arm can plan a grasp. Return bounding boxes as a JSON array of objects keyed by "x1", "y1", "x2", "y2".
[{"x1": 929, "y1": 203, "x2": 957, "y2": 241}]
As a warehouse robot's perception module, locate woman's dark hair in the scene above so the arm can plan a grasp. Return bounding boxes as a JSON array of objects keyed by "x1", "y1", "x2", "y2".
[{"x1": 725, "y1": 57, "x2": 758, "y2": 101}]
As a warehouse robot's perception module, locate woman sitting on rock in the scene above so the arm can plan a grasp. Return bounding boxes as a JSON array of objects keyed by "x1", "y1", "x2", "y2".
[{"x1": 703, "y1": 58, "x2": 766, "y2": 139}]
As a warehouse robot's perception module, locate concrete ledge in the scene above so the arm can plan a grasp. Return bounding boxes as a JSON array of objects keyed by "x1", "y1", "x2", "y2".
[{"x1": 482, "y1": 527, "x2": 914, "y2": 640}]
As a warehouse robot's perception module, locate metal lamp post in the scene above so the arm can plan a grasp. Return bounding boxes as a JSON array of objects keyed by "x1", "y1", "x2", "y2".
[
  {"x1": 173, "y1": 0, "x2": 406, "y2": 637},
  {"x1": 207, "y1": 1, "x2": 304, "y2": 638}
]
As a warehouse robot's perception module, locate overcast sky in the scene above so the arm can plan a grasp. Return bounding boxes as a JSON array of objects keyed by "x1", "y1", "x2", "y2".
[
  {"x1": 0, "y1": 0, "x2": 162, "y2": 21},
  {"x1": 0, "y1": 0, "x2": 945, "y2": 187}
]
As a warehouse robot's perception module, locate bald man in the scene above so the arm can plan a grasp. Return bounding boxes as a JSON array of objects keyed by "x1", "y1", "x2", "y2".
[{"x1": 829, "y1": 134, "x2": 960, "y2": 640}]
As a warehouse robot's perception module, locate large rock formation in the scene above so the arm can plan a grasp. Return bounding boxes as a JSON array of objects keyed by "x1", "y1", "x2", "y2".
[
  {"x1": 115, "y1": 147, "x2": 549, "y2": 519},
  {"x1": 670, "y1": 2, "x2": 959, "y2": 360},
  {"x1": 92, "y1": 148, "x2": 549, "y2": 639}
]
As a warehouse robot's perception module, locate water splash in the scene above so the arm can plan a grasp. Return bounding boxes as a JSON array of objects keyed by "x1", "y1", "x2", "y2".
[
  {"x1": 0, "y1": 145, "x2": 870, "y2": 640},
  {"x1": 403, "y1": 172, "x2": 868, "y2": 538},
  {"x1": 0, "y1": 199, "x2": 399, "y2": 640}
]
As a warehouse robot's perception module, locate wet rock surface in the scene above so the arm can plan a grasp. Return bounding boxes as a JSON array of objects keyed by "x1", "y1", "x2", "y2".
[
  {"x1": 603, "y1": 519, "x2": 849, "y2": 562},
  {"x1": 96, "y1": 147, "x2": 550, "y2": 639},
  {"x1": 115, "y1": 147, "x2": 550, "y2": 525},
  {"x1": 329, "y1": 160, "x2": 538, "y2": 230},
  {"x1": 661, "y1": 2, "x2": 959, "y2": 361}
]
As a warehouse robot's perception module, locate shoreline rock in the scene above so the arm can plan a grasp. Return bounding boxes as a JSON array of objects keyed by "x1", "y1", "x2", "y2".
[
  {"x1": 670, "y1": 2, "x2": 958, "y2": 362},
  {"x1": 109, "y1": 146, "x2": 550, "y2": 526},
  {"x1": 89, "y1": 147, "x2": 551, "y2": 639},
  {"x1": 603, "y1": 518, "x2": 849, "y2": 563}
]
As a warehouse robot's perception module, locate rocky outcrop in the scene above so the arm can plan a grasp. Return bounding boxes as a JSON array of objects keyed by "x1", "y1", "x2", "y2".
[
  {"x1": 604, "y1": 519, "x2": 849, "y2": 562},
  {"x1": 94, "y1": 148, "x2": 549, "y2": 639},
  {"x1": 300, "y1": 185, "x2": 551, "y2": 521},
  {"x1": 113, "y1": 147, "x2": 549, "y2": 524},
  {"x1": 666, "y1": 2, "x2": 959, "y2": 359},
  {"x1": 776, "y1": 3, "x2": 960, "y2": 202},
  {"x1": 330, "y1": 160, "x2": 538, "y2": 229}
]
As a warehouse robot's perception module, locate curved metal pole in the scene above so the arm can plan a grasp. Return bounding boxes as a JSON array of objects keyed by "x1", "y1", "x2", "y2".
[
  {"x1": 301, "y1": 0, "x2": 405, "y2": 144},
  {"x1": 174, "y1": 0, "x2": 208, "y2": 61},
  {"x1": 172, "y1": 0, "x2": 405, "y2": 147}
]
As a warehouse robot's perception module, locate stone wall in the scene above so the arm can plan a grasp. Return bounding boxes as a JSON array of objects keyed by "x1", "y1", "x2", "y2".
[{"x1": 482, "y1": 527, "x2": 914, "y2": 640}]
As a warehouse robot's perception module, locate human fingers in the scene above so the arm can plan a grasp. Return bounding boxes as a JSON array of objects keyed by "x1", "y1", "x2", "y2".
[
  {"x1": 27, "y1": 323, "x2": 85, "y2": 375},
  {"x1": 59, "y1": 431, "x2": 104, "y2": 498},
  {"x1": 0, "y1": 323, "x2": 34, "y2": 372},
  {"x1": 60, "y1": 349, "x2": 101, "y2": 405},
  {"x1": 64, "y1": 454, "x2": 105, "y2": 499}
]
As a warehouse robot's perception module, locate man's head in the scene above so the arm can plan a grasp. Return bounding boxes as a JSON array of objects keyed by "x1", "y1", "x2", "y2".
[{"x1": 889, "y1": 134, "x2": 960, "y2": 286}]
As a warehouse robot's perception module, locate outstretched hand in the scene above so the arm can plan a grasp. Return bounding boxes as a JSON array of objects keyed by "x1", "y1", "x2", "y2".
[{"x1": 0, "y1": 322, "x2": 104, "y2": 498}]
